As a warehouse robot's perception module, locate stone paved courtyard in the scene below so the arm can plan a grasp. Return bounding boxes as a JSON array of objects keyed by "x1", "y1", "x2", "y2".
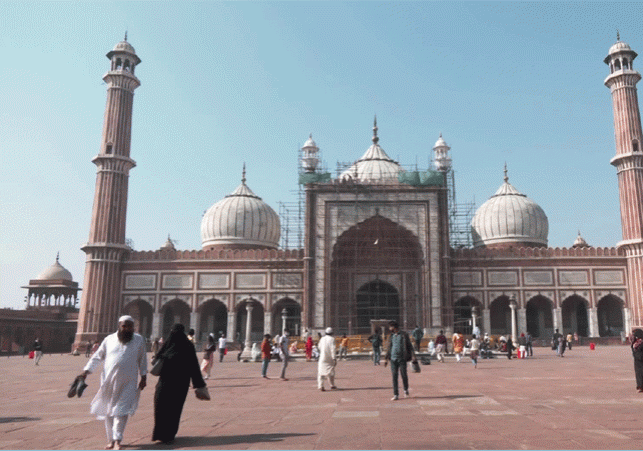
[{"x1": 0, "y1": 345, "x2": 641, "y2": 450}]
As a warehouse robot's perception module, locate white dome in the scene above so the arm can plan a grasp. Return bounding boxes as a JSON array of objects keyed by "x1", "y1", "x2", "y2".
[
  {"x1": 339, "y1": 120, "x2": 401, "y2": 182},
  {"x1": 608, "y1": 40, "x2": 632, "y2": 56},
  {"x1": 471, "y1": 174, "x2": 548, "y2": 248},
  {"x1": 573, "y1": 231, "x2": 589, "y2": 248},
  {"x1": 201, "y1": 176, "x2": 280, "y2": 249},
  {"x1": 36, "y1": 256, "x2": 73, "y2": 281},
  {"x1": 433, "y1": 135, "x2": 449, "y2": 149}
]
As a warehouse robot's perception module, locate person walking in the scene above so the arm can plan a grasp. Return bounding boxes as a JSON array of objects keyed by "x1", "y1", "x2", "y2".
[
  {"x1": 187, "y1": 329, "x2": 196, "y2": 346},
  {"x1": 261, "y1": 334, "x2": 272, "y2": 378},
  {"x1": 412, "y1": 325, "x2": 423, "y2": 352},
  {"x1": 566, "y1": 333, "x2": 573, "y2": 351},
  {"x1": 33, "y1": 338, "x2": 43, "y2": 366},
  {"x1": 630, "y1": 329, "x2": 643, "y2": 393},
  {"x1": 506, "y1": 336, "x2": 514, "y2": 359},
  {"x1": 305, "y1": 335, "x2": 313, "y2": 361},
  {"x1": 469, "y1": 334, "x2": 480, "y2": 368},
  {"x1": 85, "y1": 341, "x2": 93, "y2": 358},
  {"x1": 338, "y1": 334, "x2": 349, "y2": 360},
  {"x1": 384, "y1": 321, "x2": 417, "y2": 401},
  {"x1": 368, "y1": 327, "x2": 383, "y2": 365},
  {"x1": 517, "y1": 333, "x2": 527, "y2": 359},
  {"x1": 217, "y1": 334, "x2": 227, "y2": 362},
  {"x1": 452, "y1": 332, "x2": 464, "y2": 363},
  {"x1": 200, "y1": 334, "x2": 216, "y2": 379},
  {"x1": 151, "y1": 324, "x2": 208, "y2": 444},
  {"x1": 78, "y1": 316, "x2": 147, "y2": 450},
  {"x1": 435, "y1": 330, "x2": 447, "y2": 363},
  {"x1": 552, "y1": 329, "x2": 563, "y2": 354},
  {"x1": 526, "y1": 333, "x2": 533, "y2": 357},
  {"x1": 317, "y1": 327, "x2": 337, "y2": 391},
  {"x1": 279, "y1": 329, "x2": 291, "y2": 381},
  {"x1": 558, "y1": 333, "x2": 567, "y2": 357}
]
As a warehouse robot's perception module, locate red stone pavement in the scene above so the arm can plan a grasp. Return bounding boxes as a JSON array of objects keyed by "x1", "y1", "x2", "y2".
[{"x1": 0, "y1": 345, "x2": 641, "y2": 450}]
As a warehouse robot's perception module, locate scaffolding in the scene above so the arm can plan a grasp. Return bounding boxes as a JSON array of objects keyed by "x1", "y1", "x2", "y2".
[{"x1": 445, "y1": 168, "x2": 475, "y2": 249}]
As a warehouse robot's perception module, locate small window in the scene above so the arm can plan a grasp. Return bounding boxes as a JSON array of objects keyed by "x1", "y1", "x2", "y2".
[
  {"x1": 116, "y1": 58, "x2": 122, "y2": 70},
  {"x1": 106, "y1": 144, "x2": 113, "y2": 154},
  {"x1": 634, "y1": 140, "x2": 639, "y2": 153},
  {"x1": 610, "y1": 63, "x2": 614, "y2": 74},
  {"x1": 624, "y1": 59, "x2": 630, "y2": 69},
  {"x1": 124, "y1": 60, "x2": 130, "y2": 72},
  {"x1": 615, "y1": 59, "x2": 622, "y2": 70}
]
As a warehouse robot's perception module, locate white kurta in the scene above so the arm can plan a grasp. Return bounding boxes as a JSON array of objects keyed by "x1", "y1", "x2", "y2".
[
  {"x1": 317, "y1": 335, "x2": 336, "y2": 377},
  {"x1": 84, "y1": 333, "x2": 147, "y2": 419}
]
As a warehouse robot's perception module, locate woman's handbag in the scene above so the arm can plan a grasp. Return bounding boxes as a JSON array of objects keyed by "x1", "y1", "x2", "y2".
[
  {"x1": 195, "y1": 386, "x2": 211, "y2": 400},
  {"x1": 149, "y1": 357, "x2": 163, "y2": 376}
]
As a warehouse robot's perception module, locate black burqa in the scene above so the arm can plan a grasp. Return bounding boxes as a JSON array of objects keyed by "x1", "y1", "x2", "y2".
[
  {"x1": 632, "y1": 329, "x2": 643, "y2": 390},
  {"x1": 152, "y1": 324, "x2": 206, "y2": 443}
]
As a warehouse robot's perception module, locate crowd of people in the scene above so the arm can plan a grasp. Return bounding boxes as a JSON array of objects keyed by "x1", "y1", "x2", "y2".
[{"x1": 72, "y1": 316, "x2": 643, "y2": 449}]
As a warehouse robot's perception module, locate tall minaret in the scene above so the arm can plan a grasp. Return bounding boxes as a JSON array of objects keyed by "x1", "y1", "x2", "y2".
[
  {"x1": 74, "y1": 36, "x2": 141, "y2": 350},
  {"x1": 605, "y1": 36, "x2": 643, "y2": 331}
]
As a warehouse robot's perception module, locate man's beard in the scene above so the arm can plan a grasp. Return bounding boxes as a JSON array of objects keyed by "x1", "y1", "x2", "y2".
[{"x1": 118, "y1": 330, "x2": 134, "y2": 343}]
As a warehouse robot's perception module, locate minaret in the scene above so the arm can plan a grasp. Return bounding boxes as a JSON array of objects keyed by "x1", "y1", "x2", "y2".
[
  {"x1": 605, "y1": 36, "x2": 643, "y2": 331},
  {"x1": 74, "y1": 36, "x2": 141, "y2": 350}
]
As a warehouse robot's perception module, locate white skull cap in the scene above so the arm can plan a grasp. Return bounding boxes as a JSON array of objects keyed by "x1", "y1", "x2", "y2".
[
  {"x1": 325, "y1": 327, "x2": 333, "y2": 334},
  {"x1": 118, "y1": 315, "x2": 135, "y2": 324}
]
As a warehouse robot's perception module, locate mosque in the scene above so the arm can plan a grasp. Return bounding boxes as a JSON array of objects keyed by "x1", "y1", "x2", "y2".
[{"x1": 18, "y1": 36, "x2": 638, "y2": 352}]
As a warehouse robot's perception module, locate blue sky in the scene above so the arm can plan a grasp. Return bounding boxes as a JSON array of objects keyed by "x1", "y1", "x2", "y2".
[{"x1": 1, "y1": 1, "x2": 641, "y2": 309}]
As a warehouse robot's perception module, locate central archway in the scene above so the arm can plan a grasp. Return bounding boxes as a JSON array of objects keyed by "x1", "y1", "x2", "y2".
[
  {"x1": 330, "y1": 215, "x2": 423, "y2": 334},
  {"x1": 356, "y1": 280, "x2": 400, "y2": 331}
]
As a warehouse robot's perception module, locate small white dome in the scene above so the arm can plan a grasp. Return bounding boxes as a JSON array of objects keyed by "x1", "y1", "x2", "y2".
[
  {"x1": 433, "y1": 134, "x2": 449, "y2": 149},
  {"x1": 302, "y1": 135, "x2": 318, "y2": 149},
  {"x1": 608, "y1": 40, "x2": 632, "y2": 56},
  {"x1": 471, "y1": 173, "x2": 548, "y2": 248},
  {"x1": 201, "y1": 173, "x2": 280, "y2": 249},
  {"x1": 36, "y1": 255, "x2": 73, "y2": 281},
  {"x1": 573, "y1": 232, "x2": 589, "y2": 248},
  {"x1": 340, "y1": 119, "x2": 401, "y2": 182}
]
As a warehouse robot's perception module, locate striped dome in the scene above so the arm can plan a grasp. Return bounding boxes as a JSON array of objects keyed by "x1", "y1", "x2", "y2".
[
  {"x1": 471, "y1": 175, "x2": 548, "y2": 248},
  {"x1": 36, "y1": 255, "x2": 73, "y2": 281},
  {"x1": 200, "y1": 175, "x2": 280, "y2": 250}
]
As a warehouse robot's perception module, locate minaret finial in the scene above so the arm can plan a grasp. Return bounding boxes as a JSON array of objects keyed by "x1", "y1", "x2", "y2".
[
  {"x1": 124, "y1": 31, "x2": 128, "y2": 42},
  {"x1": 503, "y1": 162, "x2": 509, "y2": 183},
  {"x1": 372, "y1": 115, "x2": 379, "y2": 144},
  {"x1": 617, "y1": 29, "x2": 620, "y2": 41},
  {"x1": 242, "y1": 163, "x2": 246, "y2": 184},
  {"x1": 56, "y1": 252, "x2": 60, "y2": 263}
]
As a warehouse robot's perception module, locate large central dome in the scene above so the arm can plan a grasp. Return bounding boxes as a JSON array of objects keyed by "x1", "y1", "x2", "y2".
[
  {"x1": 339, "y1": 119, "x2": 402, "y2": 182},
  {"x1": 201, "y1": 169, "x2": 280, "y2": 250},
  {"x1": 471, "y1": 170, "x2": 548, "y2": 248}
]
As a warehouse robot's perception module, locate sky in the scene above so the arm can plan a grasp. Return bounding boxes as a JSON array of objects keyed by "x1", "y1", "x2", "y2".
[{"x1": 1, "y1": 1, "x2": 641, "y2": 310}]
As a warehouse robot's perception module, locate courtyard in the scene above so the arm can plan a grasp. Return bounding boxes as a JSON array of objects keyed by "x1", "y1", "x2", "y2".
[{"x1": 0, "y1": 345, "x2": 641, "y2": 450}]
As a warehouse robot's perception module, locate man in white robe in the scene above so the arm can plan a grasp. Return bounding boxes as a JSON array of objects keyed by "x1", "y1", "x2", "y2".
[
  {"x1": 78, "y1": 315, "x2": 147, "y2": 450},
  {"x1": 317, "y1": 327, "x2": 337, "y2": 391}
]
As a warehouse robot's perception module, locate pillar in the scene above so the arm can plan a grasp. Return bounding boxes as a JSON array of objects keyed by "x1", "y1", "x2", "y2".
[
  {"x1": 482, "y1": 308, "x2": 491, "y2": 335},
  {"x1": 510, "y1": 302, "x2": 517, "y2": 343},
  {"x1": 518, "y1": 308, "x2": 527, "y2": 336},
  {"x1": 190, "y1": 312, "x2": 200, "y2": 343},
  {"x1": 241, "y1": 303, "x2": 253, "y2": 359},
  {"x1": 151, "y1": 312, "x2": 162, "y2": 340},
  {"x1": 588, "y1": 307, "x2": 599, "y2": 337}
]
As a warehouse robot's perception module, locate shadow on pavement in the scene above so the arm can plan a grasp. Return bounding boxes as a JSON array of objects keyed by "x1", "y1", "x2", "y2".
[
  {"x1": 0, "y1": 416, "x2": 40, "y2": 424},
  {"x1": 129, "y1": 433, "x2": 316, "y2": 449}
]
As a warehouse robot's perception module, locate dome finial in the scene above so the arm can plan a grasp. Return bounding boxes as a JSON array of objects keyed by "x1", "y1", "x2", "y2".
[
  {"x1": 372, "y1": 115, "x2": 379, "y2": 144},
  {"x1": 503, "y1": 162, "x2": 509, "y2": 183},
  {"x1": 242, "y1": 163, "x2": 246, "y2": 184},
  {"x1": 617, "y1": 29, "x2": 620, "y2": 41},
  {"x1": 56, "y1": 251, "x2": 60, "y2": 263},
  {"x1": 124, "y1": 30, "x2": 128, "y2": 42}
]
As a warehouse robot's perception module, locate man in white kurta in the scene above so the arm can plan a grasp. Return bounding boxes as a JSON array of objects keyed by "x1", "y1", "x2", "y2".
[
  {"x1": 317, "y1": 327, "x2": 337, "y2": 391},
  {"x1": 79, "y1": 316, "x2": 147, "y2": 450}
]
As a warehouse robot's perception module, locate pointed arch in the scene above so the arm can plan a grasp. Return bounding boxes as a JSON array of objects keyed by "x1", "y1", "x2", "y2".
[
  {"x1": 235, "y1": 299, "x2": 264, "y2": 345},
  {"x1": 197, "y1": 298, "x2": 228, "y2": 343},
  {"x1": 160, "y1": 299, "x2": 191, "y2": 339},
  {"x1": 597, "y1": 294, "x2": 625, "y2": 337},
  {"x1": 489, "y1": 296, "x2": 512, "y2": 335},
  {"x1": 453, "y1": 296, "x2": 482, "y2": 334},
  {"x1": 123, "y1": 298, "x2": 154, "y2": 338},
  {"x1": 561, "y1": 295, "x2": 589, "y2": 337},
  {"x1": 271, "y1": 298, "x2": 301, "y2": 336},
  {"x1": 526, "y1": 295, "x2": 554, "y2": 338}
]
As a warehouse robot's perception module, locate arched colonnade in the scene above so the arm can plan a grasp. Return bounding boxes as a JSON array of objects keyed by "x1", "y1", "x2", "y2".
[
  {"x1": 123, "y1": 296, "x2": 301, "y2": 346},
  {"x1": 454, "y1": 293, "x2": 628, "y2": 338}
]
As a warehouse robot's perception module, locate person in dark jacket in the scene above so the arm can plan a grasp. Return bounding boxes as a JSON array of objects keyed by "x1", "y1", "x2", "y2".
[
  {"x1": 384, "y1": 321, "x2": 417, "y2": 401},
  {"x1": 152, "y1": 324, "x2": 207, "y2": 444},
  {"x1": 506, "y1": 336, "x2": 514, "y2": 359},
  {"x1": 368, "y1": 327, "x2": 383, "y2": 365},
  {"x1": 631, "y1": 328, "x2": 643, "y2": 393}
]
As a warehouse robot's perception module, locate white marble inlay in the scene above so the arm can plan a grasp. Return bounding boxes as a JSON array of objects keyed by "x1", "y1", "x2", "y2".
[
  {"x1": 479, "y1": 410, "x2": 518, "y2": 416},
  {"x1": 332, "y1": 411, "x2": 379, "y2": 418}
]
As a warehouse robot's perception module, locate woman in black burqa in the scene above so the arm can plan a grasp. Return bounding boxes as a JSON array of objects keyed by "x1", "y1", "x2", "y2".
[
  {"x1": 152, "y1": 323, "x2": 206, "y2": 444},
  {"x1": 631, "y1": 328, "x2": 643, "y2": 393}
]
